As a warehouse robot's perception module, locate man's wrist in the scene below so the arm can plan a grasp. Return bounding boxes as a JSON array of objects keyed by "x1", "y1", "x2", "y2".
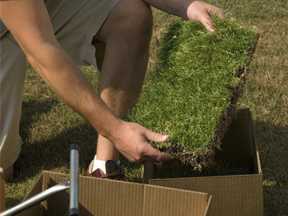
[
  {"x1": 81, "y1": 94, "x2": 124, "y2": 142},
  {"x1": 98, "y1": 116, "x2": 124, "y2": 143}
]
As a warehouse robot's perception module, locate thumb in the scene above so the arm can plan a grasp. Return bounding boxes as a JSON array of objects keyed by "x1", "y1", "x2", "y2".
[{"x1": 145, "y1": 129, "x2": 169, "y2": 143}]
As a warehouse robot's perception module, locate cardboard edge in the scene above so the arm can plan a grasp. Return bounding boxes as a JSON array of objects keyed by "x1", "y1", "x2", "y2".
[
  {"x1": 241, "y1": 108, "x2": 262, "y2": 176},
  {"x1": 247, "y1": 108, "x2": 262, "y2": 176},
  {"x1": 247, "y1": 109, "x2": 262, "y2": 175},
  {"x1": 204, "y1": 196, "x2": 212, "y2": 216},
  {"x1": 42, "y1": 170, "x2": 144, "y2": 186},
  {"x1": 149, "y1": 171, "x2": 263, "y2": 182},
  {"x1": 256, "y1": 150, "x2": 262, "y2": 174},
  {"x1": 251, "y1": 120, "x2": 262, "y2": 175},
  {"x1": 0, "y1": 168, "x2": 5, "y2": 213}
]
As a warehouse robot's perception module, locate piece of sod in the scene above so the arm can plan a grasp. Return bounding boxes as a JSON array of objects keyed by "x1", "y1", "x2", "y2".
[{"x1": 129, "y1": 19, "x2": 258, "y2": 161}]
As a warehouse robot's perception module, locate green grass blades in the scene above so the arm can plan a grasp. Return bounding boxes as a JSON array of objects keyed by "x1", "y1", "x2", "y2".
[{"x1": 129, "y1": 18, "x2": 257, "y2": 154}]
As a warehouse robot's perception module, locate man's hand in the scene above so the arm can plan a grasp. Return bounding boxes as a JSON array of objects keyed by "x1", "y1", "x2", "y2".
[
  {"x1": 143, "y1": 0, "x2": 224, "y2": 32},
  {"x1": 111, "y1": 122, "x2": 170, "y2": 162},
  {"x1": 187, "y1": 1, "x2": 224, "y2": 32}
]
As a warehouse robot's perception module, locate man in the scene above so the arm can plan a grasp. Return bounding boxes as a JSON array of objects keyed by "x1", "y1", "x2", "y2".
[{"x1": 0, "y1": 0, "x2": 223, "y2": 179}]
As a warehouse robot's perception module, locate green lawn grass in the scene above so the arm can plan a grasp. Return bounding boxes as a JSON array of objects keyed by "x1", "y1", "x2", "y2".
[
  {"x1": 4, "y1": 1, "x2": 288, "y2": 215},
  {"x1": 129, "y1": 19, "x2": 257, "y2": 165}
]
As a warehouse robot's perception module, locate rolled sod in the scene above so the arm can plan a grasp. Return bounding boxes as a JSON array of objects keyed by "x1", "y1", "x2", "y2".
[{"x1": 128, "y1": 19, "x2": 258, "y2": 168}]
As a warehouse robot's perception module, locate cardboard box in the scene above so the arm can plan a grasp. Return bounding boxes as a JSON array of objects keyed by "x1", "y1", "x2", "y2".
[
  {"x1": 18, "y1": 171, "x2": 212, "y2": 216},
  {"x1": 147, "y1": 109, "x2": 263, "y2": 216},
  {"x1": 10, "y1": 109, "x2": 262, "y2": 216}
]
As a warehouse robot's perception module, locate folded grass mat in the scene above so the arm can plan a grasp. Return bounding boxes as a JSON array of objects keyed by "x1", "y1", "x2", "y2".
[{"x1": 128, "y1": 19, "x2": 258, "y2": 169}]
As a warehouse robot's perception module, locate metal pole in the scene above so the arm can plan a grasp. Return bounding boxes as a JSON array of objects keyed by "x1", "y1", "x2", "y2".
[
  {"x1": 69, "y1": 144, "x2": 79, "y2": 216},
  {"x1": 0, "y1": 183, "x2": 69, "y2": 216}
]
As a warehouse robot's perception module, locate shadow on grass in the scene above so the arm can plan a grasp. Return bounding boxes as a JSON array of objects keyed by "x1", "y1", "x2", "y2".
[
  {"x1": 14, "y1": 99, "x2": 97, "y2": 182},
  {"x1": 16, "y1": 124, "x2": 96, "y2": 180},
  {"x1": 20, "y1": 99, "x2": 59, "y2": 139},
  {"x1": 254, "y1": 121, "x2": 288, "y2": 216}
]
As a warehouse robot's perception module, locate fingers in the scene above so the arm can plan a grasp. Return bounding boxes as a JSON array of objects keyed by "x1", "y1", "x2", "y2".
[
  {"x1": 200, "y1": 5, "x2": 224, "y2": 32},
  {"x1": 199, "y1": 14, "x2": 215, "y2": 32},
  {"x1": 208, "y1": 5, "x2": 225, "y2": 19},
  {"x1": 187, "y1": 1, "x2": 224, "y2": 32},
  {"x1": 142, "y1": 144, "x2": 171, "y2": 162},
  {"x1": 144, "y1": 128, "x2": 169, "y2": 143}
]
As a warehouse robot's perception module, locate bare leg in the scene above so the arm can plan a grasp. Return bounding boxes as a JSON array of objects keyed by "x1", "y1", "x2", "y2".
[{"x1": 94, "y1": 0, "x2": 153, "y2": 160}]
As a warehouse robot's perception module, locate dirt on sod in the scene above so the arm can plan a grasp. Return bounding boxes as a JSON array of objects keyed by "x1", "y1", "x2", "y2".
[{"x1": 128, "y1": 18, "x2": 258, "y2": 170}]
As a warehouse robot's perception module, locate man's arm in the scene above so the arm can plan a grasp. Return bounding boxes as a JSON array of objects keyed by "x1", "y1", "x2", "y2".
[
  {"x1": 144, "y1": 0, "x2": 224, "y2": 32},
  {"x1": 0, "y1": 0, "x2": 120, "y2": 138},
  {"x1": 0, "y1": 0, "x2": 169, "y2": 162}
]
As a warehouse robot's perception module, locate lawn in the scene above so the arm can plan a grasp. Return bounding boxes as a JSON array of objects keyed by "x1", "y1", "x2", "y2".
[{"x1": 5, "y1": 0, "x2": 288, "y2": 215}]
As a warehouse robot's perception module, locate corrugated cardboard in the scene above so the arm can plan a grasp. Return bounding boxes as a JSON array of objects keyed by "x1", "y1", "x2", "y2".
[
  {"x1": 19, "y1": 171, "x2": 212, "y2": 216},
  {"x1": 0, "y1": 168, "x2": 4, "y2": 212},
  {"x1": 148, "y1": 109, "x2": 264, "y2": 216}
]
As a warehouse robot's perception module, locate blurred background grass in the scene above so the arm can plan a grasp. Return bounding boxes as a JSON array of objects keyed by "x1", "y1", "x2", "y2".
[{"x1": 5, "y1": 0, "x2": 288, "y2": 215}]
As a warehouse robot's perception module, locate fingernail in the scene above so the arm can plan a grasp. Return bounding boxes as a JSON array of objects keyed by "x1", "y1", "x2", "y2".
[
  {"x1": 209, "y1": 27, "x2": 215, "y2": 32},
  {"x1": 162, "y1": 135, "x2": 169, "y2": 141}
]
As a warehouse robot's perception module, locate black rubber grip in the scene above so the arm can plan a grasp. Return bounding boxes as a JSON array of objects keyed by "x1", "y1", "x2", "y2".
[
  {"x1": 70, "y1": 144, "x2": 79, "y2": 150},
  {"x1": 69, "y1": 208, "x2": 80, "y2": 216}
]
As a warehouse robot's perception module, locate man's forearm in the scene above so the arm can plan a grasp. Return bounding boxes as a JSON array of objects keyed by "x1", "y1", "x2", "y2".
[
  {"x1": 28, "y1": 42, "x2": 121, "y2": 139},
  {"x1": 144, "y1": 0, "x2": 193, "y2": 19}
]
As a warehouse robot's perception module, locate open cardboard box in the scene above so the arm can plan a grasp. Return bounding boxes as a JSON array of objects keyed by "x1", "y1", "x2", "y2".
[
  {"x1": 14, "y1": 109, "x2": 262, "y2": 216},
  {"x1": 17, "y1": 171, "x2": 212, "y2": 216},
  {"x1": 146, "y1": 109, "x2": 264, "y2": 216}
]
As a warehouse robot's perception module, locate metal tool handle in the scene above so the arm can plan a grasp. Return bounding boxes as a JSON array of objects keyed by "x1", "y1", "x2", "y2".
[
  {"x1": 69, "y1": 144, "x2": 79, "y2": 216},
  {"x1": 0, "y1": 183, "x2": 69, "y2": 216}
]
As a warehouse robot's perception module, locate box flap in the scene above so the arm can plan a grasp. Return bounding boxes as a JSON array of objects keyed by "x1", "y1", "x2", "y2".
[
  {"x1": 143, "y1": 184, "x2": 211, "y2": 216},
  {"x1": 36, "y1": 171, "x2": 211, "y2": 216},
  {"x1": 150, "y1": 174, "x2": 262, "y2": 216}
]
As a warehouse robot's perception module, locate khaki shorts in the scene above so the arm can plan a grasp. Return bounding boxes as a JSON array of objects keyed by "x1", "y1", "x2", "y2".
[{"x1": 0, "y1": 0, "x2": 120, "y2": 169}]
